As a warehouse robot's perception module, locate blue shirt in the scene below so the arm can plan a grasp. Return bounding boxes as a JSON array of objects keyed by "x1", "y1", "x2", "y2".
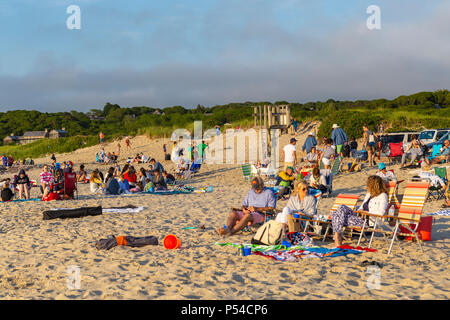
[
  {"x1": 242, "y1": 188, "x2": 276, "y2": 209},
  {"x1": 302, "y1": 136, "x2": 317, "y2": 153},
  {"x1": 151, "y1": 162, "x2": 164, "y2": 173},
  {"x1": 331, "y1": 128, "x2": 348, "y2": 145},
  {"x1": 118, "y1": 179, "x2": 130, "y2": 191}
]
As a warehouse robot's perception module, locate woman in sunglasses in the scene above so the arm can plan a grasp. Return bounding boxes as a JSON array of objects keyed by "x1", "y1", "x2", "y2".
[{"x1": 275, "y1": 181, "x2": 317, "y2": 225}]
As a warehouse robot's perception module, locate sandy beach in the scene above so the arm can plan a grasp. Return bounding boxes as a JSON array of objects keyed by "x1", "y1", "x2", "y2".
[{"x1": 0, "y1": 130, "x2": 449, "y2": 300}]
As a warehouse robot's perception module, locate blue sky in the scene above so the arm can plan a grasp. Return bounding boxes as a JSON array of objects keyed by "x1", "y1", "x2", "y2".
[{"x1": 0, "y1": 0, "x2": 449, "y2": 112}]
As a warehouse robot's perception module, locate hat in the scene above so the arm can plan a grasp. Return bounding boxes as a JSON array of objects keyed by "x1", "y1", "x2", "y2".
[
  {"x1": 378, "y1": 163, "x2": 386, "y2": 170},
  {"x1": 308, "y1": 131, "x2": 315, "y2": 136},
  {"x1": 251, "y1": 177, "x2": 264, "y2": 190},
  {"x1": 290, "y1": 138, "x2": 297, "y2": 143},
  {"x1": 332, "y1": 124, "x2": 339, "y2": 129},
  {"x1": 286, "y1": 166, "x2": 294, "y2": 171}
]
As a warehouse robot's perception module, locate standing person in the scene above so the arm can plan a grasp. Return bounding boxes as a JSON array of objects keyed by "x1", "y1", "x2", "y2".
[
  {"x1": 302, "y1": 132, "x2": 317, "y2": 154},
  {"x1": 282, "y1": 138, "x2": 297, "y2": 171},
  {"x1": 292, "y1": 118, "x2": 299, "y2": 133},
  {"x1": 51, "y1": 154, "x2": 56, "y2": 163},
  {"x1": 363, "y1": 125, "x2": 378, "y2": 167},
  {"x1": 117, "y1": 143, "x2": 121, "y2": 155},
  {"x1": 319, "y1": 139, "x2": 335, "y2": 168},
  {"x1": 14, "y1": 169, "x2": 31, "y2": 199},
  {"x1": 215, "y1": 125, "x2": 221, "y2": 136},
  {"x1": 331, "y1": 124, "x2": 348, "y2": 157},
  {"x1": 99, "y1": 132, "x2": 105, "y2": 144},
  {"x1": 125, "y1": 136, "x2": 131, "y2": 150},
  {"x1": 197, "y1": 141, "x2": 208, "y2": 161},
  {"x1": 163, "y1": 144, "x2": 167, "y2": 156}
]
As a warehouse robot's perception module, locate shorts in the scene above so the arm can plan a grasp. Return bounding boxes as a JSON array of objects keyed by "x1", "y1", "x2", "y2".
[
  {"x1": 235, "y1": 210, "x2": 265, "y2": 225},
  {"x1": 367, "y1": 143, "x2": 376, "y2": 153},
  {"x1": 336, "y1": 144, "x2": 343, "y2": 154}
]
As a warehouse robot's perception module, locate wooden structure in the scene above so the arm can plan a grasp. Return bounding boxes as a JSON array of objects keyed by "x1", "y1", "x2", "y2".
[{"x1": 253, "y1": 105, "x2": 291, "y2": 133}]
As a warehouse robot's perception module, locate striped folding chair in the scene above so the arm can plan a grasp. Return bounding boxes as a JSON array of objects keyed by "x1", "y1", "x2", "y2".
[
  {"x1": 357, "y1": 182, "x2": 429, "y2": 254},
  {"x1": 241, "y1": 164, "x2": 253, "y2": 181},
  {"x1": 296, "y1": 194, "x2": 360, "y2": 242}
]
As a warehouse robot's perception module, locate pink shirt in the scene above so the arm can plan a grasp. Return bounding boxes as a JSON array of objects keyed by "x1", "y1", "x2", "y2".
[{"x1": 40, "y1": 171, "x2": 54, "y2": 184}]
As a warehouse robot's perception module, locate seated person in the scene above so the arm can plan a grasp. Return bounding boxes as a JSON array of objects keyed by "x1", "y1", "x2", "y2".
[
  {"x1": 144, "y1": 178, "x2": 155, "y2": 192},
  {"x1": 427, "y1": 140, "x2": 449, "y2": 164},
  {"x1": 309, "y1": 167, "x2": 327, "y2": 193},
  {"x1": 331, "y1": 175, "x2": 388, "y2": 247},
  {"x1": 77, "y1": 164, "x2": 87, "y2": 182},
  {"x1": 217, "y1": 177, "x2": 276, "y2": 236},
  {"x1": 1, "y1": 179, "x2": 13, "y2": 202},
  {"x1": 376, "y1": 163, "x2": 397, "y2": 182},
  {"x1": 138, "y1": 168, "x2": 148, "y2": 187},
  {"x1": 130, "y1": 181, "x2": 144, "y2": 193},
  {"x1": 153, "y1": 170, "x2": 168, "y2": 190},
  {"x1": 401, "y1": 136, "x2": 425, "y2": 167},
  {"x1": 113, "y1": 163, "x2": 121, "y2": 177},
  {"x1": 118, "y1": 174, "x2": 131, "y2": 194},
  {"x1": 304, "y1": 147, "x2": 319, "y2": 166},
  {"x1": 141, "y1": 153, "x2": 149, "y2": 163},
  {"x1": 13, "y1": 169, "x2": 31, "y2": 199},
  {"x1": 276, "y1": 166, "x2": 295, "y2": 198},
  {"x1": 275, "y1": 181, "x2": 317, "y2": 230},
  {"x1": 124, "y1": 166, "x2": 137, "y2": 188},
  {"x1": 40, "y1": 165, "x2": 54, "y2": 197},
  {"x1": 104, "y1": 168, "x2": 120, "y2": 195},
  {"x1": 89, "y1": 169, "x2": 104, "y2": 194},
  {"x1": 53, "y1": 169, "x2": 65, "y2": 192},
  {"x1": 162, "y1": 171, "x2": 175, "y2": 185},
  {"x1": 319, "y1": 138, "x2": 335, "y2": 167},
  {"x1": 175, "y1": 159, "x2": 188, "y2": 179},
  {"x1": 149, "y1": 159, "x2": 165, "y2": 174},
  {"x1": 132, "y1": 153, "x2": 142, "y2": 163}
]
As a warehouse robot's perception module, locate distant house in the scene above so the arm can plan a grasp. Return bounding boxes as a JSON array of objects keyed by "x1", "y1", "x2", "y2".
[
  {"x1": 49, "y1": 128, "x2": 68, "y2": 139},
  {"x1": 3, "y1": 134, "x2": 19, "y2": 145},
  {"x1": 3, "y1": 128, "x2": 69, "y2": 145}
]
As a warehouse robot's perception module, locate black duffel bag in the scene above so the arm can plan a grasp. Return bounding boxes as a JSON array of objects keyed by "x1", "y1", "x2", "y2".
[{"x1": 43, "y1": 206, "x2": 102, "y2": 220}]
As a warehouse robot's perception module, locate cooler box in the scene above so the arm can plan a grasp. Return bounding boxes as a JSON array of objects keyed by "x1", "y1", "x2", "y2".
[{"x1": 399, "y1": 216, "x2": 433, "y2": 241}]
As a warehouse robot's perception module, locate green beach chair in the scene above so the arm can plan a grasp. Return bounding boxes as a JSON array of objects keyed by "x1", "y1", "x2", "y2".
[
  {"x1": 330, "y1": 156, "x2": 342, "y2": 176},
  {"x1": 241, "y1": 164, "x2": 253, "y2": 181}
]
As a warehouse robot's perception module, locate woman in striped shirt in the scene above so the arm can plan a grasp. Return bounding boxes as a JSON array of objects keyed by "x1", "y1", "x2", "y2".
[{"x1": 40, "y1": 165, "x2": 54, "y2": 198}]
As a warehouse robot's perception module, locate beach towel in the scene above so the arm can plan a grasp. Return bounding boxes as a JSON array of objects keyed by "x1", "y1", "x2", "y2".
[
  {"x1": 427, "y1": 209, "x2": 450, "y2": 216},
  {"x1": 253, "y1": 246, "x2": 376, "y2": 261},
  {"x1": 43, "y1": 206, "x2": 102, "y2": 220},
  {"x1": 95, "y1": 235, "x2": 158, "y2": 250},
  {"x1": 214, "y1": 241, "x2": 314, "y2": 252},
  {"x1": 102, "y1": 205, "x2": 145, "y2": 214}
]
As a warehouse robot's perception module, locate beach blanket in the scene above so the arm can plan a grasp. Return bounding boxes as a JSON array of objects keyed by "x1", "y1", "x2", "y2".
[
  {"x1": 102, "y1": 205, "x2": 145, "y2": 214},
  {"x1": 253, "y1": 245, "x2": 377, "y2": 261},
  {"x1": 95, "y1": 235, "x2": 158, "y2": 250},
  {"x1": 427, "y1": 209, "x2": 450, "y2": 216},
  {"x1": 214, "y1": 242, "x2": 314, "y2": 252}
]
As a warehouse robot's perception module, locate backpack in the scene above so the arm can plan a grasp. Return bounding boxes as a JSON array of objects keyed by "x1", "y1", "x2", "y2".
[
  {"x1": 251, "y1": 220, "x2": 285, "y2": 245},
  {"x1": 342, "y1": 144, "x2": 351, "y2": 158}
]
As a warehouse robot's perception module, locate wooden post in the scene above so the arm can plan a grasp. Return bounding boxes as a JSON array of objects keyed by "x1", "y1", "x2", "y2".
[
  {"x1": 268, "y1": 105, "x2": 272, "y2": 128},
  {"x1": 258, "y1": 105, "x2": 262, "y2": 130},
  {"x1": 263, "y1": 105, "x2": 267, "y2": 129},
  {"x1": 254, "y1": 106, "x2": 257, "y2": 127}
]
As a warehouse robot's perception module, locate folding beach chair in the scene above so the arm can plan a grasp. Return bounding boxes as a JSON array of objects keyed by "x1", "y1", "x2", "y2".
[
  {"x1": 64, "y1": 172, "x2": 78, "y2": 199},
  {"x1": 432, "y1": 167, "x2": 448, "y2": 200},
  {"x1": 241, "y1": 164, "x2": 253, "y2": 181},
  {"x1": 388, "y1": 142, "x2": 403, "y2": 164},
  {"x1": 187, "y1": 160, "x2": 202, "y2": 178},
  {"x1": 294, "y1": 194, "x2": 360, "y2": 241},
  {"x1": 356, "y1": 182, "x2": 429, "y2": 254},
  {"x1": 330, "y1": 156, "x2": 342, "y2": 176}
]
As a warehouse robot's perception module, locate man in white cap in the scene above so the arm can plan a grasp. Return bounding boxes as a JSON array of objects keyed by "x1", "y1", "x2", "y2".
[
  {"x1": 331, "y1": 124, "x2": 348, "y2": 157},
  {"x1": 302, "y1": 131, "x2": 317, "y2": 154}
]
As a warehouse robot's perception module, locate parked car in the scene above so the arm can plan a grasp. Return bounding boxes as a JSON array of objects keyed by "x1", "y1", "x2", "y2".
[
  {"x1": 379, "y1": 131, "x2": 421, "y2": 157},
  {"x1": 418, "y1": 128, "x2": 450, "y2": 145},
  {"x1": 425, "y1": 131, "x2": 450, "y2": 155}
]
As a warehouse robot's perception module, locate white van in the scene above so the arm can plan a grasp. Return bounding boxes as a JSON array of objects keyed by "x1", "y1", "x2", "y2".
[
  {"x1": 379, "y1": 131, "x2": 421, "y2": 157},
  {"x1": 419, "y1": 129, "x2": 450, "y2": 145}
]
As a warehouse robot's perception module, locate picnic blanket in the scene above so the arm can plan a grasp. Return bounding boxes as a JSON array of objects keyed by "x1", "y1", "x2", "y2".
[
  {"x1": 427, "y1": 209, "x2": 450, "y2": 216},
  {"x1": 95, "y1": 235, "x2": 158, "y2": 250},
  {"x1": 253, "y1": 245, "x2": 377, "y2": 261}
]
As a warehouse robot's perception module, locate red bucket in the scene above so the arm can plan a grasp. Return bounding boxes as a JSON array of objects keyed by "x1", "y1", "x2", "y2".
[{"x1": 163, "y1": 234, "x2": 181, "y2": 249}]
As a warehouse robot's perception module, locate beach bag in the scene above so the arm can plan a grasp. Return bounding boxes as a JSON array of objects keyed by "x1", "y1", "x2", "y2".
[
  {"x1": 251, "y1": 220, "x2": 284, "y2": 245},
  {"x1": 165, "y1": 154, "x2": 171, "y2": 161},
  {"x1": 107, "y1": 178, "x2": 121, "y2": 195}
]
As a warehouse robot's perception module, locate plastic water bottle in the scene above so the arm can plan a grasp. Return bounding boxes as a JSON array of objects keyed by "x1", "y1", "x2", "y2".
[{"x1": 388, "y1": 205, "x2": 395, "y2": 216}]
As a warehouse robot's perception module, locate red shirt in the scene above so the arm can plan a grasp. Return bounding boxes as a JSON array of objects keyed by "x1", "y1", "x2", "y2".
[{"x1": 123, "y1": 172, "x2": 137, "y2": 183}]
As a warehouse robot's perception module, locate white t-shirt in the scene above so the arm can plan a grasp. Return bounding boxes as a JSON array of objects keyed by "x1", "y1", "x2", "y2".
[{"x1": 283, "y1": 144, "x2": 296, "y2": 162}]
